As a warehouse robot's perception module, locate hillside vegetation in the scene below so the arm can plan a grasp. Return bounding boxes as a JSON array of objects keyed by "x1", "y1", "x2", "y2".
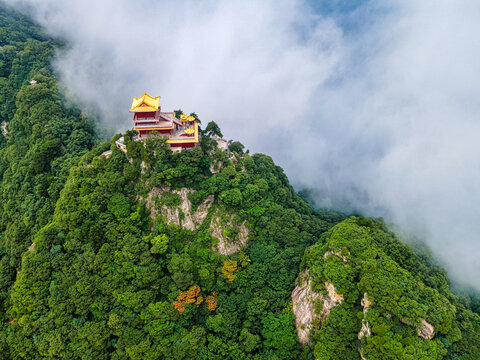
[
  {"x1": 0, "y1": 5, "x2": 479, "y2": 360},
  {"x1": 301, "y1": 218, "x2": 480, "y2": 359},
  {"x1": 0, "y1": 4, "x2": 94, "y2": 320}
]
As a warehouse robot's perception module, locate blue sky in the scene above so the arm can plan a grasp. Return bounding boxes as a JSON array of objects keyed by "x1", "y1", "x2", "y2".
[{"x1": 307, "y1": 0, "x2": 383, "y2": 33}]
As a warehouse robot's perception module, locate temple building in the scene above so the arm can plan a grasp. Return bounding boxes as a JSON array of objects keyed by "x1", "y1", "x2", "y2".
[{"x1": 129, "y1": 93, "x2": 199, "y2": 149}]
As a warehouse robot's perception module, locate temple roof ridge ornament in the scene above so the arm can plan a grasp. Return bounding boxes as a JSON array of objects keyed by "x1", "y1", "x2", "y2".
[
  {"x1": 180, "y1": 114, "x2": 196, "y2": 122},
  {"x1": 129, "y1": 93, "x2": 160, "y2": 112}
]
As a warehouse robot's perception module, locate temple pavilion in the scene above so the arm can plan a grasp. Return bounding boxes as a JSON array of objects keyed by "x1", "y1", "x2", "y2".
[{"x1": 129, "y1": 93, "x2": 199, "y2": 149}]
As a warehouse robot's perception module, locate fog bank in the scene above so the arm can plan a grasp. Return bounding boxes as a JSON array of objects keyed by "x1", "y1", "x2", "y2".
[{"x1": 6, "y1": 0, "x2": 480, "y2": 287}]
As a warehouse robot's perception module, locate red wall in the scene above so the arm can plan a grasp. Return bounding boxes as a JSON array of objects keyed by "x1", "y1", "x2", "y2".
[{"x1": 134, "y1": 112, "x2": 156, "y2": 119}]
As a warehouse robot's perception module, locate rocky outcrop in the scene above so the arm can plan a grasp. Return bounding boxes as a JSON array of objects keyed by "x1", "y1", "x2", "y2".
[
  {"x1": 1, "y1": 121, "x2": 8, "y2": 138},
  {"x1": 142, "y1": 186, "x2": 249, "y2": 255},
  {"x1": 140, "y1": 161, "x2": 147, "y2": 174},
  {"x1": 357, "y1": 292, "x2": 372, "y2": 360},
  {"x1": 292, "y1": 271, "x2": 322, "y2": 345},
  {"x1": 323, "y1": 282, "x2": 344, "y2": 316},
  {"x1": 417, "y1": 319, "x2": 435, "y2": 339},
  {"x1": 292, "y1": 271, "x2": 343, "y2": 345},
  {"x1": 215, "y1": 138, "x2": 229, "y2": 151},
  {"x1": 100, "y1": 150, "x2": 112, "y2": 158},
  {"x1": 358, "y1": 292, "x2": 372, "y2": 339},
  {"x1": 209, "y1": 161, "x2": 223, "y2": 175},
  {"x1": 210, "y1": 212, "x2": 249, "y2": 255},
  {"x1": 207, "y1": 138, "x2": 228, "y2": 174},
  {"x1": 361, "y1": 292, "x2": 372, "y2": 309},
  {"x1": 400, "y1": 317, "x2": 435, "y2": 339},
  {"x1": 142, "y1": 186, "x2": 214, "y2": 230},
  {"x1": 323, "y1": 249, "x2": 349, "y2": 263},
  {"x1": 325, "y1": 281, "x2": 343, "y2": 306}
]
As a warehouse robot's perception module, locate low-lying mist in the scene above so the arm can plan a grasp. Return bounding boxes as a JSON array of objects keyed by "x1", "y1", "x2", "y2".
[{"x1": 6, "y1": 0, "x2": 480, "y2": 288}]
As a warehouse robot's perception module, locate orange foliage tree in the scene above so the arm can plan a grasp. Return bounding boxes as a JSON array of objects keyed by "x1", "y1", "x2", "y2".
[
  {"x1": 205, "y1": 291, "x2": 218, "y2": 312},
  {"x1": 173, "y1": 285, "x2": 204, "y2": 314}
]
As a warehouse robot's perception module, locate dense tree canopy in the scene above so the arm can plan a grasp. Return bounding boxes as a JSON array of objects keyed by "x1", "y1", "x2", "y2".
[
  {"x1": 302, "y1": 218, "x2": 480, "y2": 360},
  {"x1": 0, "y1": 4, "x2": 95, "y2": 323}
]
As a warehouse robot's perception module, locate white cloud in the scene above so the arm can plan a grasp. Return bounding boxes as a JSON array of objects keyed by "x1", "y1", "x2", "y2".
[{"x1": 6, "y1": 0, "x2": 480, "y2": 287}]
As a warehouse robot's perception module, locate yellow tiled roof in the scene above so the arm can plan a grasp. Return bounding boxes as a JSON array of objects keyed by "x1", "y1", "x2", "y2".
[
  {"x1": 167, "y1": 122, "x2": 199, "y2": 144},
  {"x1": 129, "y1": 93, "x2": 160, "y2": 112},
  {"x1": 180, "y1": 114, "x2": 195, "y2": 122}
]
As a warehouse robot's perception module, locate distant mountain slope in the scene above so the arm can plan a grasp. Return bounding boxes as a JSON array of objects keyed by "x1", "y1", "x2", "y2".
[
  {"x1": 0, "y1": 3, "x2": 95, "y2": 321},
  {"x1": 297, "y1": 217, "x2": 480, "y2": 359}
]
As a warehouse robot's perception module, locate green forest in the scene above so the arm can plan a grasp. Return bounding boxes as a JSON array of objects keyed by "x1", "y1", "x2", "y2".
[{"x1": 0, "y1": 4, "x2": 479, "y2": 360}]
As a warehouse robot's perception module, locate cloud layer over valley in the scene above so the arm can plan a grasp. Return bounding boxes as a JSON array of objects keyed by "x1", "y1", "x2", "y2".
[{"x1": 6, "y1": 0, "x2": 480, "y2": 287}]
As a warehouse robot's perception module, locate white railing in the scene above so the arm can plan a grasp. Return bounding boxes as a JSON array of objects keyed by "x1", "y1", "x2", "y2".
[
  {"x1": 134, "y1": 123, "x2": 172, "y2": 128},
  {"x1": 134, "y1": 118, "x2": 160, "y2": 123}
]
